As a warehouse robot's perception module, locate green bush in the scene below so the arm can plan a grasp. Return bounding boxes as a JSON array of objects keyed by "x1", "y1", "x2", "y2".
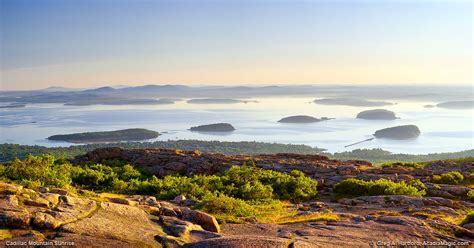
[
  {"x1": 1, "y1": 155, "x2": 72, "y2": 187},
  {"x1": 333, "y1": 178, "x2": 426, "y2": 197},
  {"x1": 431, "y1": 171, "x2": 464, "y2": 185},
  {"x1": 380, "y1": 161, "x2": 424, "y2": 170}
]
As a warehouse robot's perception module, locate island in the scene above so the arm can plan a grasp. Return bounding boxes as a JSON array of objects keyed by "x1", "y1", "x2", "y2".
[
  {"x1": 47, "y1": 128, "x2": 160, "y2": 143},
  {"x1": 64, "y1": 98, "x2": 174, "y2": 106},
  {"x1": 356, "y1": 109, "x2": 397, "y2": 120},
  {"x1": 187, "y1": 98, "x2": 256, "y2": 104},
  {"x1": 314, "y1": 98, "x2": 393, "y2": 107},
  {"x1": 374, "y1": 125, "x2": 421, "y2": 140},
  {"x1": 190, "y1": 123, "x2": 236, "y2": 132},
  {"x1": 424, "y1": 104, "x2": 435, "y2": 108},
  {"x1": 436, "y1": 101, "x2": 473, "y2": 109},
  {"x1": 278, "y1": 115, "x2": 332, "y2": 123},
  {"x1": 0, "y1": 104, "x2": 26, "y2": 109}
]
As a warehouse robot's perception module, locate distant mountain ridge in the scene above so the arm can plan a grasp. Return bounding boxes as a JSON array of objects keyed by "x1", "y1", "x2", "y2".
[{"x1": 1, "y1": 84, "x2": 472, "y2": 106}]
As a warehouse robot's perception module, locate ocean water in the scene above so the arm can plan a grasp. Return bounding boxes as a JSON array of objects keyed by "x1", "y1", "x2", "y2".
[{"x1": 0, "y1": 97, "x2": 473, "y2": 154}]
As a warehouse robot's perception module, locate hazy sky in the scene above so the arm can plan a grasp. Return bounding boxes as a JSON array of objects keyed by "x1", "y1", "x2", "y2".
[{"x1": 1, "y1": 0, "x2": 472, "y2": 90}]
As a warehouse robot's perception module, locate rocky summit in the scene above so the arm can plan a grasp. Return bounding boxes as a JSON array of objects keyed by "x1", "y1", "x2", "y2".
[{"x1": 1, "y1": 148, "x2": 473, "y2": 247}]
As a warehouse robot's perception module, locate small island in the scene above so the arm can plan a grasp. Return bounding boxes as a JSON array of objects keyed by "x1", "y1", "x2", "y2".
[
  {"x1": 0, "y1": 104, "x2": 26, "y2": 109},
  {"x1": 187, "y1": 98, "x2": 256, "y2": 104},
  {"x1": 436, "y1": 101, "x2": 473, "y2": 109},
  {"x1": 64, "y1": 98, "x2": 174, "y2": 106},
  {"x1": 314, "y1": 98, "x2": 393, "y2": 107},
  {"x1": 47, "y1": 128, "x2": 160, "y2": 143},
  {"x1": 278, "y1": 115, "x2": 331, "y2": 123},
  {"x1": 190, "y1": 123, "x2": 235, "y2": 132},
  {"x1": 356, "y1": 109, "x2": 397, "y2": 120},
  {"x1": 374, "y1": 125, "x2": 420, "y2": 140},
  {"x1": 424, "y1": 105, "x2": 435, "y2": 108}
]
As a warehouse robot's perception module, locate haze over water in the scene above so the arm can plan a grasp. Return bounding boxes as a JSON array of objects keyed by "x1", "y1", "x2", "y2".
[{"x1": 1, "y1": 97, "x2": 472, "y2": 154}]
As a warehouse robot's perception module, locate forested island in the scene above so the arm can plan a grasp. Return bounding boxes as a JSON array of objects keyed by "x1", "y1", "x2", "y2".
[
  {"x1": 356, "y1": 109, "x2": 397, "y2": 120},
  {"x1": 190, "y1": 123, "x2": 236, "y2": 132},
  {"x1": 47, "y1": 128, "x2": 160, "y2": 143},
  {"x1": 374, "y1": 125, "x2": 421, "y2": 140},
  {"x1": 278, "y1": 115, "x2": 332, "y2": 123}
]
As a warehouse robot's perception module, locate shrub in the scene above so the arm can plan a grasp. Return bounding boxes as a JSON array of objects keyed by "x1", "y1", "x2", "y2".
[
  {"x1": 198, "y1": 194, "x2": 256, "y2": 217},
  {"x1": 408, "y1": 179, "x2": 427, "y2": 192},
  {"x1": 432, "y1": 171, "x2": 464, "y2": 185},
  {"x1": 1, "y1": 155, "x2": 72, "y2": 187},
  {"x1": 333, "y1": 178, "x2": 426, "y2": 197}
]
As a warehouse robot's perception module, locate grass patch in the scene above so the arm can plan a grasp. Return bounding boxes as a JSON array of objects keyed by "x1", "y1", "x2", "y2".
[{"x1": 275, "y1": 210, "x2": 338, "y2": 224}]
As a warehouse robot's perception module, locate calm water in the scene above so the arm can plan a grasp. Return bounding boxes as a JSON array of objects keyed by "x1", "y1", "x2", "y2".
[{"x1": 0, "y1": 97, "x2": 473, "y2": 154}]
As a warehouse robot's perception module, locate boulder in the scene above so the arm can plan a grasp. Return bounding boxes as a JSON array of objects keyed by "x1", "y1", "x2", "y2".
[
  {"x1": 171, "y1": 195, "x2": 186, "y2": 204},
  {"x1": 24, "y1": 197, "x2": 50, "y2": 208},
  {"x1": 463, "y1": 223, "x2": 474, "y2": 231},
  {"x1": 160, "y1": 215, "x2": 203, "y2": 238},
  {"x1": 32, "y1": 212, "x2": 61, "y2": 229},
  {"x1": 61, "y1": 202, "x2": 165, "y2": 247},
  {"x1": 182, "y1": 209, "x2": 220, "y2": 233},
  {"x1": 108, "y1": 197, "x2": 139, "y2": 206},
  {"x1": 49, "y1": 188, "x2": 69, "y2": 195},
  {"x1": 40, "y1": 193, "x2": 60, "y2": 206},
  {"x1": 0, "y1": 183, "x2": 23, "y2": 195}
]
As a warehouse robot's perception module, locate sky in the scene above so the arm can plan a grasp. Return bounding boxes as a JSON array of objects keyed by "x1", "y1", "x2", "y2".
[{"x1": 0, "y1": 0, "x2": 472, "y2": 90}]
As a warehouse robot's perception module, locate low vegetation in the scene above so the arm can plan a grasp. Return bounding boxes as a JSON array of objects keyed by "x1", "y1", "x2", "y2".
[
  {"x1": 431, "y1": 171, "x2": 464, "y2": 185},
  {"x1": 379, "y1": 161, "x2": 425, "y2": 170},
  {"x1": 0, "y1": 155, "x2": 318, "y2": 222},
  {"x1": 333, "y1": 178, "x2": 426, "y2": 198}
]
